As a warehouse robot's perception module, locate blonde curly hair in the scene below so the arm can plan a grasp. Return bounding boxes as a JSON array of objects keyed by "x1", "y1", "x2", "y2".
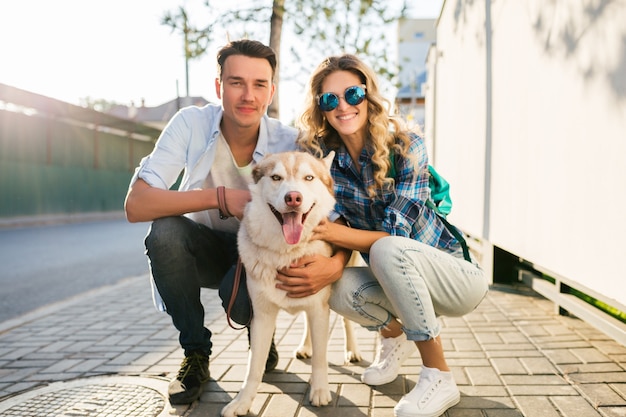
[{"x1": 297, "y1": 54, "x2": 415, "y2": 198}]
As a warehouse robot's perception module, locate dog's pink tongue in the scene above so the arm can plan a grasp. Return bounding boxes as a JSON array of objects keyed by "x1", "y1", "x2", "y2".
[{"x1": 282, "y1": 212, "x2": 304, "y2": 244}]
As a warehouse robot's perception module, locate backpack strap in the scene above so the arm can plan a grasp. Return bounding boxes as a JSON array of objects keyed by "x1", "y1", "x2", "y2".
[
  {"x1": 426, "y1": 200, "x2": 472, "y2": 262},
  {"x1": 389, "y1": 151, "x2": 471, "y2": 263}
]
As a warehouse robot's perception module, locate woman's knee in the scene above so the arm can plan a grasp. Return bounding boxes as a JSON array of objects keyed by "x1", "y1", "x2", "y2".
[{"x1": 369, "y1": 236, "x2": 399, "y2": 266}]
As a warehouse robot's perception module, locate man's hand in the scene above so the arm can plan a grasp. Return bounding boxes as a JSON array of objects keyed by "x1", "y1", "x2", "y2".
[
  {"x1": 223, "y1": 188, "x2": 252, "y2": 219},
  {"x1": 275, "y1": 253, "x2": 345, "y2": 298}
]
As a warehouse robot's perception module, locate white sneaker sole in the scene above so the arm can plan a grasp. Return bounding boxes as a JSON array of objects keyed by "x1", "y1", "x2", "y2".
[
  {"x1": 394, "y1": 392, "x2": 460, "y2": 417},
  {"x1": 361, "y1": 370, "x2": 400, "y2": 385}
]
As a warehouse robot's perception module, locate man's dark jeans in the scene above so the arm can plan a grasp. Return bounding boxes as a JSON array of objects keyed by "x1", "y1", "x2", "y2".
[{"x1": 145, "y1": 216, "x2": 251, "y2": 356}]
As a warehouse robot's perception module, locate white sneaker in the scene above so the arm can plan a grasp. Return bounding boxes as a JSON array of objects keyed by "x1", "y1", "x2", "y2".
[
  {"x1": 394, "y1": 366, "x2": 460, "y2": 417},
  {"x1": 361, "y1": 333, "x2": 416, "y2": 385}
]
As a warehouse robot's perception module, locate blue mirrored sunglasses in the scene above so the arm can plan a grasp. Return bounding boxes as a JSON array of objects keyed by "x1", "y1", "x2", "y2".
[{"x1": 316, "y1": 85, "x2": 367, "y2": 112}]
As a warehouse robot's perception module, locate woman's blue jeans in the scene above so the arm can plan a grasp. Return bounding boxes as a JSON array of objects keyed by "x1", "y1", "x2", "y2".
[
  {"x1": 329, "y1": 236, "x2": 489, "y2": 342},
  {"x1": 144, "y1": 216, "x2": 251, "y2": 356}
]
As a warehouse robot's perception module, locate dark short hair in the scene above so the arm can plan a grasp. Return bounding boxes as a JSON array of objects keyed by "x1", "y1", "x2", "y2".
[{"x1": 216, "y1": 39, "x2": 277, "y2": 81}]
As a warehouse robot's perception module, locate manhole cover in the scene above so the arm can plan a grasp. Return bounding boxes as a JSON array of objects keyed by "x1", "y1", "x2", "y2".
[{"x1": 0, "y1": 376, "x2": 182, "y2": 417}]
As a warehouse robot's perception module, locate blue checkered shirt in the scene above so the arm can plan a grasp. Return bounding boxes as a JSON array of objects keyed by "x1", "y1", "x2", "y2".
[{"x1": 325, "y1": 133, "x2": 462, "y2": 257}]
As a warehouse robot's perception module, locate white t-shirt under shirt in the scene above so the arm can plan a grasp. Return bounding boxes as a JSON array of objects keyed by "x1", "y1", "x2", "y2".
[{"x1": 203, "y1": 132, "x2": 253, "y2": 234}]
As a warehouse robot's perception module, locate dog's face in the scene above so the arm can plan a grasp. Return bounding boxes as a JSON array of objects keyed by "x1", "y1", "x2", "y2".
[{"x1": 249, "y1": 151, "x2": 335, "y2": 245}]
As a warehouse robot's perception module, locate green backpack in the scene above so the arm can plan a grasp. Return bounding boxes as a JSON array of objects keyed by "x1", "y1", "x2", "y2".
[{"x1": 388, "y1": 154, "x2": 471, "y2": 262}]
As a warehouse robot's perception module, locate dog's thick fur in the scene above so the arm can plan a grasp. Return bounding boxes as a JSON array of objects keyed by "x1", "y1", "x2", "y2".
[{"x1": 221, "y1": 151, "x2": 341, "y2": 417}]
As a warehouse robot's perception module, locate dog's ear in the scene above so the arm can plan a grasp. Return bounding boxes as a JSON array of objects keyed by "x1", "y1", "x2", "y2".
[
  {"x1": 322, "y1": 151, "x2": 335, "y2": 171},
  {"x1": 252, "y1": 165, "x2": 264, "y2": 183}
]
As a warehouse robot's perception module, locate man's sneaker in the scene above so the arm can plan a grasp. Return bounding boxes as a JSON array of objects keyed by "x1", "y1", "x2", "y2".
[
  {"x1": 168, "y1": 350, "x2": 210, "y2": 405},
  {"x1": 394, "y1": 366, "x2": 460, "y2": 417},
  {"x1": 361, "y1": 333, "x2": 416, "y2": 385},
  {"x1": 247, "y1": 327, "x2": 279, "y2": 372}
]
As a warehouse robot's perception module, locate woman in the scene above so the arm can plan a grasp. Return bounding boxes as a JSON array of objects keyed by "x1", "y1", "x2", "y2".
[{"x1": 295, "y1": 54, "x2": 489, "y2": 417}]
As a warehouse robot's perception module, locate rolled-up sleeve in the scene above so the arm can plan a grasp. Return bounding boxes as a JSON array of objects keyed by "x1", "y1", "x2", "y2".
[{"x1": 130, "y1": 111, "x2": 192, "y2": 190}]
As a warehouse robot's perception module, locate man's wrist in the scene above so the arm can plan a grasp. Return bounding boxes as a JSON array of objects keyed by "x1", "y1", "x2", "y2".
[{"x1": 216, "y1": 186, "x2": 232, "y2": 219}]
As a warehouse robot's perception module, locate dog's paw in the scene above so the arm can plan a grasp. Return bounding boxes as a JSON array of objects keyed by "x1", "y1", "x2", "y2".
[
  {"x1": 221, "y1": 399, "x2": 250, "y2": 417},
  {"x1": 294, "y1": 345, "x2": 312, "y2": 359},
  {"x1": 345, "y1": 349, "x2": 363, "y2": 364},
  {"x1": 309, "y1": 386, "x2": 332, "y2": 407}
]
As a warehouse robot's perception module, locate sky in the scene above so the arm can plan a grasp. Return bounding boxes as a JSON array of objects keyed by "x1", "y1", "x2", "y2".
[{"x1": 0, "y1": 0, "x2": 443, "y2": 123}]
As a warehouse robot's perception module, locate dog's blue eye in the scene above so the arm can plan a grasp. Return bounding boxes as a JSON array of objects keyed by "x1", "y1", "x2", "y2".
[
  {"x1": 271, "y1": 175, "x2": 282, "y2": 181},
  {"x1": 304, "y1": 175, "x2": 314, "y2": 181}
]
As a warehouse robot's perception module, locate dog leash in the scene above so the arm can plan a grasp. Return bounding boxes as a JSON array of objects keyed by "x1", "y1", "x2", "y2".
[{"x1": 226, "y1": 257, "x2": 251, "y2": 330}]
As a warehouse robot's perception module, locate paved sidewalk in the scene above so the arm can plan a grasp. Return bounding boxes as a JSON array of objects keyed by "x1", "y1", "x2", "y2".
[{"x1": 0, "y1": 275, "x2": 625, "y2": 417}]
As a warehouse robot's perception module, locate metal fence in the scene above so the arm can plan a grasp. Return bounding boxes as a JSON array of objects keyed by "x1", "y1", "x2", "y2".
[{"x1": 0, "y1": 84, "x2": 160, "y2": 218}]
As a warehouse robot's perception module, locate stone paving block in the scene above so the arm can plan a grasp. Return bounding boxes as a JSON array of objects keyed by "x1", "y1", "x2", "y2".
[
  {"x1": 567, "y1": 371, "x2": 626, "y2": 384},
  {"x1": 551, "y1": 395, "x2": 603, "y2": 416},
  {"x1": 481, "y1": 342, "x2": 537, "y2": 352},
  {"x1": 559, "y1": 362, "x2": 624, "y2": 374},
  {"x1": 537, "y1": 340, "x2": 592, "y2": 349},
  {"x1": 577, "y1": 383, "x2": 626, "y2": 407},
  {"x1": 600, "y1": 406, "x2": 626, "y2": 417},
  {"x1": 592, "y1": 341, "x2": 626, "y2": 355},
  {"x1": 501, "y1": 374, "x2": 567, "y2": 385},
  {"x1": 459, "y1": 386, "x2": 509, "y2": 397},
  {"x1": 372, "y1": 392, "x2": 399, "y2": 408},
  {"x1": 369, "y1": 408, "x2": 396, "y2": 417},
  {"x1": 507, "y1": 385, "x2": 578, "y2": 396},
  {"x1": 301, "y1": 405, "x2": 369, "y2": 417},
  {"x1": 338, "y1": 383, "x2": 371, "y2": 407},
  {"x1": 448, "y1": 409, "x2": 492, "y2": 417},
  {"x1": 490, "y1": 358, "x2": 527, "y2": 375},
  {"x1": 516, "y1": 324, "x2": 551, "y2": 337},
  {"x1": 0, "y1": 347, "x2": 38, "y2": 360},
  {"x1": 4, "y1": 359, "x2": 53, "y2": 369},
  {"x1": 465, "y1": 366, "x2": 502, "y2": 385},
  {"x1": 28, "y1": 372, "x2": 78, "y2": 381},
  {"x1": 514, "y1": 396, "x2": 561, "y2": 417},
  {"x1": 131, "y1": 350, "x2": 169, "y2": 366},
  {"x1": 609, "y1": 382, "x2": 626, "y2": 398},
  {"x1": 66, "y1": 359, "x2": 108, "y2": 373},
  {"x1": 0, "y1": 367, "x2": 39, "y2": 383},
  {"x1": 571, "y1": 347, "x2": 612, "y2": 363},
  {"x1": 457, "y1": 395, "x2": 516, "y2": 410},
  {"x1": 448, "y1": 358, "x2": 491, "y2": 367},
  {"x1": 519, "y1": 357, "x2": 558, "y2": 374},
  {"x1": 89, "y1": 364, "x2": 147, "y2": 373},
  {"x1": 542, "y1": 349, "x2": 582, "y2": 364},
  {"x1": 262, "y1": 392, "x2": 302, "y2": 416},
  {"x1": 451, "y1": 337, "x2": 482, "y2": 352}
]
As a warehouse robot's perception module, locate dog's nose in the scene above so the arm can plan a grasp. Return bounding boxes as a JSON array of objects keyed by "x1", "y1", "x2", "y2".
[{"x1": 284, "y1": 191, "x2": 303, "y2": 207}]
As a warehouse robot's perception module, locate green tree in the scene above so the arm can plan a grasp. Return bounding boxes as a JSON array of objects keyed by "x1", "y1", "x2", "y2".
[{"x1": 162, "y1": 0, "x2": 408, "y2": 119}]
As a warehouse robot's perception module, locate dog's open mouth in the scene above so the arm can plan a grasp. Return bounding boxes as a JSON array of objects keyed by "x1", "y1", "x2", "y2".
[{"x1": 269, "y1": 204, "x2": 314, "y2": 244}]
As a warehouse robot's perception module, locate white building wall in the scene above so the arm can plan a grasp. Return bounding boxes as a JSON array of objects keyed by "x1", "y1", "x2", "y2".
[{"x1": 431, "y1": 0, "x2": 626, "y2": 307}]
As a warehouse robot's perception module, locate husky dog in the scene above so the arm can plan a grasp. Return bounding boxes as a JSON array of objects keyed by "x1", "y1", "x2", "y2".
[{"x1": 222, "y1": 151, "x2": 341, "y2": 417}]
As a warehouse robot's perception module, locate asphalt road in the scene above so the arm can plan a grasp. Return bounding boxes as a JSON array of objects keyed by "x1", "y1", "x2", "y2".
[{"x1": 0, "y1": 219, "x2": 152, "y2": 323}]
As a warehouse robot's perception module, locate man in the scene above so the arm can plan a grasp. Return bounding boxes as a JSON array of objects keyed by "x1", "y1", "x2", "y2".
[{"x1": 124, "y1": 39, "x2": 341, "y2": 405}]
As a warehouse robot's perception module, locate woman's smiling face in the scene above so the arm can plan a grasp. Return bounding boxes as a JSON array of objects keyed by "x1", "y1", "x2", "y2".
[{"x1": 320, "y1": 70, "x2": 369, "y2": 142}]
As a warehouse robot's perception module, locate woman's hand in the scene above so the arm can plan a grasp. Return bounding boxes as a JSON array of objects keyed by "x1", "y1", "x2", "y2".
[{"x1": 311, "y1": 217, "x2": 338, "y2": 243}]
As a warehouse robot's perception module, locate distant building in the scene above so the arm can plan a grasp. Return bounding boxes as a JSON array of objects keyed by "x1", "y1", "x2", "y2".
[
  {"x1": 396, "y1": 18, "x2": 437, "y2": 130},
  {"x1": 107, "y1": 96, "x2": 211, "y2": 130}
]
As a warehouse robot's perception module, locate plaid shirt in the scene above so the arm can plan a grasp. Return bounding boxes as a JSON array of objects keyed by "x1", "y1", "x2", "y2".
[{"x1": 326, "y1": 133, "x2": 462, "y2": 257}]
